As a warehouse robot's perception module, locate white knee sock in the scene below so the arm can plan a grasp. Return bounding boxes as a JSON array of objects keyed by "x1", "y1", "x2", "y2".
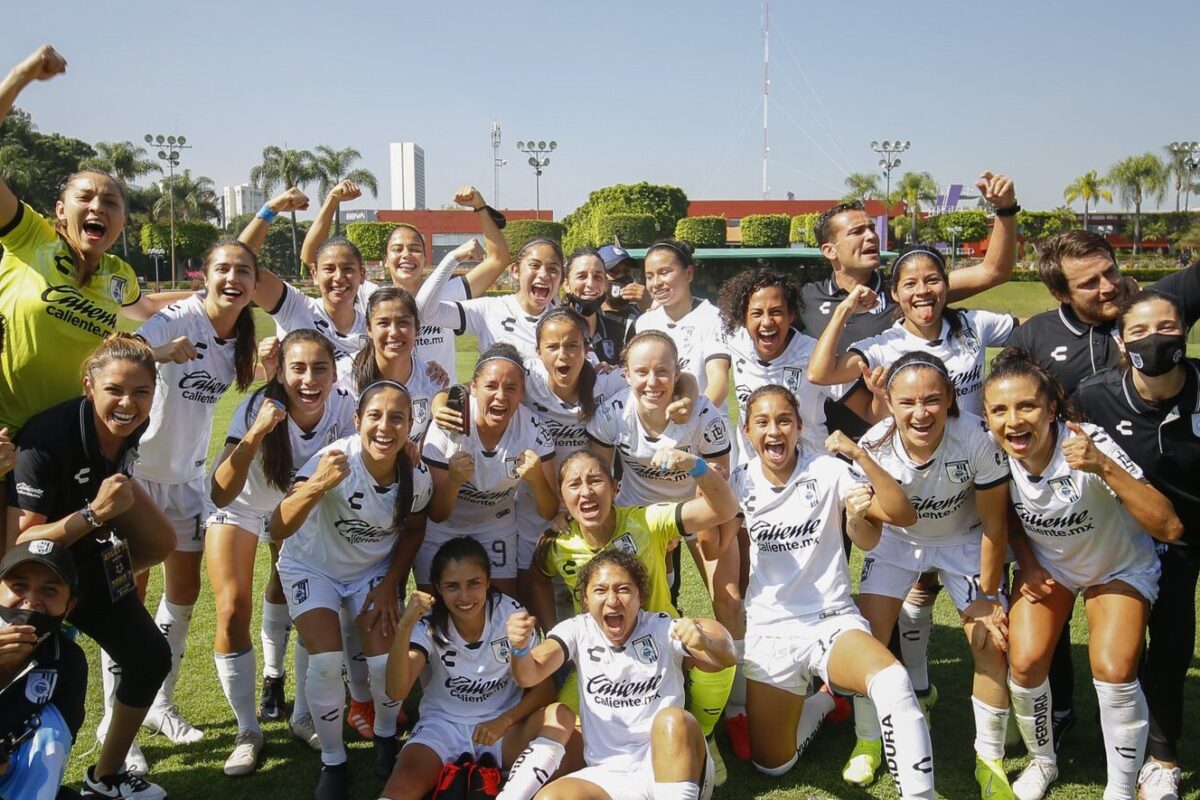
[
  {"x1": 853, "y1": 694, "x2": 882, "y2": 741},
  {"x1": 868, "y1": 664, "x2": 935, "y2": 799},
  {"x1": 215, "y1": 649, "x2": 261, "y2": 735},
  {"x1": 153, "y1": 600, "x2": 194, "y2": 709},
  {"x1": 497, "y1": 737, "x2": 565, "y2": 800},
  {"x1": 260, "y1": 600, "x2": 292, "y2": 679},
  {"x1": 797, "y1": 690, "x2": 835, "y2": 756},
  {"x1": 340, "y1": 609, "x2": 371, "y2": 703},
  {"x1": 292, "y1": 640, "x2": 311, "y2": 721},
  {"x1": 650, "y1": 782, "x2": 699, "y2": 800},
  {"x1": 725, "y1": 640, "x2": 746, "y2": 716},
  {"x1": 752, "y1": 751, "x2": 797, "y2": 776},
  {"x1": 98, "y1": 649, "x2": 120, "y2": 738},
  {"x1": 1008, "y1": 677, "x2": 1055, "y2": 764},
  {"x1": 306, "y1": 651, "x2": 348, "y2": 766},
  {"x1": 1093, "y1": 679, "x2": 1148, "y2": 800},
  {"x1": 897, "y1": 599, "x2": 934, "y2": 693},
  {"x1": 366, "y1": 654, "x2": 400, "y2": 737},
  {"x1": 971, "y1": 696, "x2": 1009, "y2": 761}
]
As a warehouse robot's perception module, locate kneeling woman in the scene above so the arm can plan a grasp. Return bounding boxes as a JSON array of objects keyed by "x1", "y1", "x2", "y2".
[
  {"x1": 270, "y1": 381, "x2": 432, "y2": 799},
  {"x1": 983, "y1": 349, "x2": 1182, "y2": 800},
  {"x1": 733, "y1": 385, "x2": 935, "y2": 799},
  {"x1": 509, "y1": 549, "x2": 736, "y2": 800},
  {"x1": 381, "y1": 537, "x2": 566, "y2": 800}
]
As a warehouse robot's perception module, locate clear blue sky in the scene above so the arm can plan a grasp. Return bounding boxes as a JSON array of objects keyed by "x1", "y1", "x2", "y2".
[{"x1": 7, "y1": 0, "x2": 1200, "y2": 217}]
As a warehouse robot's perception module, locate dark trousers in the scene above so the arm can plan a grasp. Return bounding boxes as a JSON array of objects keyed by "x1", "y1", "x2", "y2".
[
  {"x1": 1142, "y1": 543, "x2": 1200, "y2": 762},
  {"x1": 69, "y1": 586, "x2": 170, "y2": 709}
]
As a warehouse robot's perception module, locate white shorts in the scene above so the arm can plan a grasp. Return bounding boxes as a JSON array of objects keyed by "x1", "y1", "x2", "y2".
[
  {"x1": 404, "y1": 715, "x2": 503, "y2": 765},
  {"x1": 204, "y1": 500, "x2": 270, "y2": 543},
  {"x1": 414, "y1": 529, "x2": 518, "y2": 584},
  {"x1": 277, "y1": 557, "x2": 393, "y2": 620},
  {"x1": 569, "y1": 746, "x2": 715, "y2": 800},
  {"x1": 858, "y1": 535, "x2": 1009, "y2": 612},
  {"x1": 1037, "y1": 560, "x2": 1161, "y2": 605},
  {"x1": 142, "y1": 477, "x2": 205, "y2": 552},
  {"x1": 515, "y1": 503, "x2": 552, "y2": 571},
  {"x1": 744, "y1": 612, "x2": 871, "y2": 696}
]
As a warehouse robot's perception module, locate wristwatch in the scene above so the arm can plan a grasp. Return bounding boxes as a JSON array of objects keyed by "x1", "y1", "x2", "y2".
[
  {"x1": 994, "y1": 203, "x2": 1020, "y2": 218},
  {"x1": 80, "y1": 504, "x2": 102, "y2": 529}
]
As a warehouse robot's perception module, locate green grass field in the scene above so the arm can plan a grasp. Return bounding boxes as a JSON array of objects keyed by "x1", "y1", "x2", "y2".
[{"x1": 63, "y1": 283, "x2": 1200, "y2": 799}]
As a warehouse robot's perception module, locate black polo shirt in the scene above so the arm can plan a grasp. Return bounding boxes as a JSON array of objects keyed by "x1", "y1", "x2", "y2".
[
  {"x1": 0, "y1": 631, "x2": 88, "y2": 744},
  {"x1": 591, "y1": 307, "x2": 638, "y2": 366},
  {"x1": 798, "y1": 270, "x2": 900, "y2": 346},
  {"x1": 1074, "y1": 361, "x2": 1200, "y2": 547}
]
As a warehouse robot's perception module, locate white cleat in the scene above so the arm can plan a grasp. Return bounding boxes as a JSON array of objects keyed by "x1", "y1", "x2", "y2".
[
  {"x1": 142, "y1": 704, "x2": 204, "y2": 744},
  {"x1": 1012, "y1": 757, "x2": 1058, "y2": 800}
]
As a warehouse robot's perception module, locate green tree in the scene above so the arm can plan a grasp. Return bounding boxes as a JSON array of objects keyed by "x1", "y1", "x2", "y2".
[
  {"x1": 1108, "y1": 153, "x2": 1169, "y2": 254},
  {"x1": 0, "y1": 108, "x2": 95, "y2": 214},
  {"x1": 891, "y1": 171, "x2": 938, "y2": 243},
  {"x1": 561, "y1": 183, "x2": 689, "y2": 253},
  {"x1": 1062, "y1": 170, "x2": 1113, "y2": 230},
  {"x1": 251, "y1": 146, "x2": 318, "y2": 271},
  {"x1": 312, "y1": 145, "x2": 379, "y2": 237},
  {"x1": 934, "y1": 210, "x2": 989, "y2": 245},
  {"x1": 153, "y1": 170, "x2": 218, "y2": 224},
  {"x1": 79, "y1": 140, "x2": 160, "y2": 258},
  {"x1": 842, "y1": 172, "x2": 881, "y2": 204}
]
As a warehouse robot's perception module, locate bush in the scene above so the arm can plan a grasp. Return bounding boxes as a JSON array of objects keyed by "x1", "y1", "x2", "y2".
[
  {"x1": 504, "y1": 220, "x2": 565, "y2": 256},
  {"x1": 346, "y1": 222, "x2": 401, "y2": 261},
  {"x1": 561, "y1": 182, "x2": 689, "y2": 252},
  {"x1": 139, "y1": 221, "x2": 220, "y2": 262},
  {"x1": 1016, "y1": 208, "x2": 1077, "y2": 243},
  {"x1": 740, "y1": 214, "x2": 790, "y2": 247},
  {"x1": 934, "y1": 210, "x2": 989, "y2": 243},
  {"x1": 789, "y1": 213, "x2": 820, "y2": 246},
  {"x1": 593, "y1": 213, "x2": 656, "y2": 248},
  {"x1": 674, "y1": 216, "x2": 726, "y2": 248},
  {"x1": 1009, "y1": 266, "x2": 1181, "y2": 282}
]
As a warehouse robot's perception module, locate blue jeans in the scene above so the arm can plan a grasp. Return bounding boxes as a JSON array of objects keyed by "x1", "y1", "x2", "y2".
[{"x1": 0, "y1": 704, "x2": 72, "y2": 800}]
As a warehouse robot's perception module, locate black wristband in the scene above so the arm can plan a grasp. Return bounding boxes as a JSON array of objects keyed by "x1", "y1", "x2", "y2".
[
  {"x1": 995, "y1": 203, "x2": 1020, "y2": 217},
  {"x1": 478, "y1": 204, "x2": 507, "y2": 230}
]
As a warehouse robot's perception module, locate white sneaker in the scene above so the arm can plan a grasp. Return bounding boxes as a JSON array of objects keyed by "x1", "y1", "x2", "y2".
[
  {"x1": 1012, "y1": 757, "x2": 1059, "y2": 800},
  {"x1": 142, "y1": 704, "x2": 204, "y2": 744},
  {"x1": 289, "y1": 714, "x2": 320, "y2": 750},
  {"x1": 124, "y1": 742, "x2": 149, "y2": 777},
  {"x1": 1138, "y1": 761, "x2": 1182, "y2": 800},
  {"x1": 82, "y1": 766, "x2": 166, "y2": 799},
  {"x1": 224, "y1": 729, "x2": 265, "y2": 777}
]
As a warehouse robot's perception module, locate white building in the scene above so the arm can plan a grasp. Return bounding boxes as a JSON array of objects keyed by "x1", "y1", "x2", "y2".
[
  {"x1": 222, "y1": 183, "x2": 266, "y2": 219},
  {"x1": 389, "y1": 142, "x2": 426, "y2": 210}
]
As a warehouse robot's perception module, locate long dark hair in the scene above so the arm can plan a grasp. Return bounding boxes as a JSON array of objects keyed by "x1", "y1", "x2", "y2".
[
  {"x1": 356, "y1": 381, "x2": 415, "y2": 539},
  {"x1": 984, "y1": 347, "x2": 1080, "y2": 422},
  {"x1": 427, "y1": 537, "x2": 500, "y2": 646},
  {"x1": 535, "y1": 307, "x2": 598, "y2": 421},
  {"x1": 203, "y1": 239, "x2": 259, "y2": 391},
  {"x1": 352, "y1": 287, "x2": 420, "y2": 392}
]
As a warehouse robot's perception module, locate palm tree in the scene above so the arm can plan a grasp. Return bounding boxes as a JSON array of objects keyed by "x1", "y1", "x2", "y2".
[
  {"x1": 80, "y1": 141, "x2": 160, "y2": 257},
  {"x1": 891, "y1": 171, "x2": 938, "y2": 243},
  {"x1": 0, "y1": 143, "x2": 37, "y2": 204},
  {"x1": 1062, "y1": 170, "x2": 1113, "y2": 230},
  {"x1": 841, "y1": 172, "x2": 881, "y2": 205},
  {"x1": 250, "y1": 146, "x2": 318, "y2": 271},
  {"x1": 153, "y1": 170, "x2": 218, "y2": 224},
  {"x1": 312, "y1": 145, "x2": 379, "y2": 236},
  {"x1": 1108, "y1": 153, "x2": 1169, "y2": 254}
]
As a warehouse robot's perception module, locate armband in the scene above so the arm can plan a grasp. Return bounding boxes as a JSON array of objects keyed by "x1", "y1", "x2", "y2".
[
  {"x1": 510, "y1": 643, "x2": 533, "y2": 658},
  {"x1": 687, "y1": 459, "x2": 709, "y2": 478},
  {"x1": 256, "y1": 204, "x2": 279, "y2": 223}
]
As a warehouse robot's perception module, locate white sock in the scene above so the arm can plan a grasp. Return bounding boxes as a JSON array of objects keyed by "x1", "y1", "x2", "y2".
[
  {"x1": 897, "y1": 598, "x2": 934, "y2": 693},
  {"x1": 497, "y1": 737, "x2": 565, "y2": 800},
  {"x1": 306, "y1": 651, "x2": 348, "y2": 766},
  {"x1": 797, "y1": 690, "x2": 835, "y2": 756},
  {"x1": 98, "y1": 649, "x2": 120, "y2": 738},
  {"x1": 650, "y1": 782, "x2": 699, "y2": 800},
  {"x1": 215, "y1": 649, "x2": 261, "y2": 735},
  {"x1": 1093, "y1": 679, "x2": 1147, "y2": 800},
  {"x1": 340, "y1": 609, "x2": 371, "y2": 703},
  {"x1": 260, "y1": 600, "x2": 292, "y2": 679},
  {"x1": 853, "y1": 694, "x2": 882, "y2": 741},
  {"x1": 725, "y1": 640, "x2": 746, "y2": 716},
  {"x1": 152, "y1": 599, "x2": 194, "y2": 709},
  {"x1": 971, "y1": 696, "x2": 1009, "y2": 761},
  {"x1": 1008, "y1": 677, "x2": 1056, "y2": 764},
  {"x1": 292, "y1": 640, "x2": 311, "y2": 721},
  {"x1": 752, "y1": 751, "x2": 797, "y2": 776},
  {"x1": 366, "y1": 654, "x2": 400, "y2": 737},
  {"x1": 867, "y1": 664, "x2": 935, "y2": 799}
]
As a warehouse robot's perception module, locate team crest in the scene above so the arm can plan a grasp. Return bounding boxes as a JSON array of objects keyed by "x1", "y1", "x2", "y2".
[
  {"x1": 490, "y1": 637, "x2": 511, "y2": 663},
  {"x1": 702, "y1": 418, "x2": 728, "y2": 447},
  {"x1": 861, "y1": 556, "x2": 875, "y2": 583},
  {"x1": 945, "y1": 460, "x2": 972, "y2": 484},
  {"x1": 412, "y1": 399, "x2": 429, "y2": 428},
  {"x1": 612, "y1": 533, "x2": 637, "y2": 555},
  {"x1": 1192, "y1": 412, "x2": 1200, "y2": 438},
  {"x1": 504, "y1": 456, "x2": 520, "y2": 480},
  {"x1": 797, "y1": 479, "x2": 820, "y2": 508},
  {"x1": 108, "y1": 275, "x2": 128, "y2": 304},
  {"x1": 1048, "y1": 476, "x2": 1081, "y2": 503},
  {"x1": 600, "y1": 339, "x2": 615, "y2": 360},
  {"x1": 25, "y1": 669, "x2": 57, "y2": 705},
  {"x1": 956, "y1": 326, "x2": 981, "y2": 354},
  {"x1": 782, "y1": 367, "x2": 804, "y2": 393},
  {"x1": 29, "y1": 540, "x2": 55, "y2": 555},
  {"x1": 631, "y1": 634, "x2": 659, "y2": 665},
  {"x1": 293, "y1": 579, "x2": 310, "y2": 605}
]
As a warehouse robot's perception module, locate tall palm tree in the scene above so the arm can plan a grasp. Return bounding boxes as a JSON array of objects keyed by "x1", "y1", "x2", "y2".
[
  {"x1": 1108, "y1": 153, "x2": 1169, "y2": 254},
  {"x1": 251, "y1": 146, "x2": 317, "y2": 271},
  {"x1": 891, "y1": 171, "x2": 938, "y2": 243},
  {"x1": 1062, "y1": 170, "x2": 1113, "y2": 230},
  {"x1": 313, "y1": 145, "x2": 379, "y2": 236},
  {"x1": 153, "y1": 170, "x2": 218, "y2": 223},
  {"x1": 841, "y1": 172, "x2": 881, "y2": 206},
  {"x1": 80, "y1": 141, "x2": 160, "y2": 258}
]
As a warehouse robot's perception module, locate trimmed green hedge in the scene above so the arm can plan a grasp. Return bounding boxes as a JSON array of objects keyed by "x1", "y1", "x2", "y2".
[
  {"x1": 346, "y1": 222, "x2": 400, "y2": 261},
  {"x1": 1009, "y1": 267, "x2": 1181, "y2": 282},
  {"x1": 594, "y1": 213, "x2": 656, "y2": 248},
  {"x1": 674, "y1": 216, "x2": 726, "y2": 248},
  {"x1": 741, "y1": 214, "x2": 790, "y2": 247},
  {"x1": 789, "y1": 213, "x2": 820, "y2": 246},
  {"x1": 504, "y1": 220, "x2": 565, "y2": 256},
  {"x1": 561, "y1": 182, "x2": 689, "y2": 252}
]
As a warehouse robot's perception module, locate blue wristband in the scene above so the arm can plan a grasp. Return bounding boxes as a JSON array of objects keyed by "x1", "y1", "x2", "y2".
[
  {"x1": 510, "y1": 643, "x2": 533, "y2": 658},
  {"x1": 256, "y1": 204, "x2": 279, "y2": 223},
  {"x1": 687, "y1": 459, "x2": 709, "y2": 478}
]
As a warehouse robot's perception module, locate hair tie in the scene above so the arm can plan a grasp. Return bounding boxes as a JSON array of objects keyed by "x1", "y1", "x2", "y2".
[{"x1": 477, "y1": 354, "x2": 526, "y2": 372}]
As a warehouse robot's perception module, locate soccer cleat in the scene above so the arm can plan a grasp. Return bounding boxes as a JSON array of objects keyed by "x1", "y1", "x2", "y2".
[
  {"x1": 975, "y1": 754, "x2": 1017, "y2": 799},
  {"x1": 432, "y1": 754, "x2": 473, "y2": 800},
  {"x1": 82, "y1": 766, "x2": 166, "y2": 799},
  {"x1": 142, "y1": 704, "x2": 204, "y2": 744},
  {"x1": 724, "y1": 712, "x2": 751, "y2": 761},
  {"x1": 314, "y1": 761, "x2": 349, "y2": 800},
  {"x1": 1138, "y1": 760, "x2": 1182, "y2": 800},
  {"x1": 842, "y1": 737, "x2": 883, "y2": 787},
  {"x1": 1011, "y1": 757, "x2": 1058, "y2": 800},
  {"x1": 223, "y1": 729, "x2": 265, "y2": 777},
  {"x1": 289, "y1": 714, "x2": 321, "y2": 750},
  {"x1": 916, "y1": 684, "x2": 939, "y2": 728},
  {"x1": 95, "y1": 731, "x2": 148, "y2": 777},
  {"x1": 374, "y1": 734, "x2": 399, "y2": 780},
  {"x1": 470, "y1": 752, "x2": 503, "y2": 796},
  {"x1": 346, "y1": 699, "x2": 374, "y2": 739},
  {"x1": 259, "y1": 674, "x2": 287, "y2": 721},
  {"x1": 1051, "y1": 709, "x2": 1074, "y2": 754},
  {"x1": 707, "y1": 735, "x2": 727, "y2": 787}
]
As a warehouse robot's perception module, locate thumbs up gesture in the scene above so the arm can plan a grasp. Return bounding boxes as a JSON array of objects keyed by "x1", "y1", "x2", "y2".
[{"x1": 1062, "y1": 421, "x2": 1107, "y2": 474}]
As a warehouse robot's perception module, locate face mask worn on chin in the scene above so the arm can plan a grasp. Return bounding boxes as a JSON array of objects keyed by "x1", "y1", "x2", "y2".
[
  {"x1": 565, "y1": 293, "x2": 605, "y2": 316},
  {"x1": 1125, "y1": 332, "x2": 1186, "y2": 377},
  {"x1": 0, "y1": 604, "x2": 63, "y2": 643}
]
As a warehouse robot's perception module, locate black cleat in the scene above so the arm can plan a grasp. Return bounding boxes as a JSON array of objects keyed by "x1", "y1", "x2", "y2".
[
  {"x1": 374, "y1": 734, "x2": 400, "y2": 779},
  {"x1": 259, "y1": 674, "x2": 287, "y2": 721},
  {"x1": 314, "y1": 761, "x2": 349, "y2": 800},
  {"x1": 1052, "y1": 708, "x2": 1075, "y2": 753}
]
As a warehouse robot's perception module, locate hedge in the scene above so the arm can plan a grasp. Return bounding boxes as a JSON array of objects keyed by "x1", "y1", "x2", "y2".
[
  {"x1": 561, "y1": 183, "x2": 689, "y2": 252},
  {"x1": 674, "y1": 216, "x2": 725, "y2": 248},
  {"x1": 934, "y1": 210, "x2": 989, "y2": 243},
  {"x1": 789, "y1": 213, "x2": 820, "y2": 246},
  {"x1": 346, "y1": 222, "x2": 401, "y2": 261},
  {"x1": 1009, "y1": 267, "x2": 1181, "y2": 282},
  {"x1": 504, "y1": 220, "x2": 565, "y2": 256},
  {"x1": 741, "y1": 214, "x2": 790, "y2": 247},
  {"x1": 139, "y1": 221, "x2": 220, "y2": 262},
  {"x1": 594, "y1": 213, "x2": 656, "y2": 248}
]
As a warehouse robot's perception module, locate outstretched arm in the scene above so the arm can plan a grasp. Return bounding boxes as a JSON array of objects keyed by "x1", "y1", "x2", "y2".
[
  {"x1": 946, "y1": 172, "x2": 1018, "y2": 301},
  {"x1": 239, "y1": 188, "x2": 310, "y2": 312},
  {"x1": 453, "y1": 186, "x2": 512, "y2": 298},
  {"x1": 0, "y1": 46, "x2": 68, "y2": 227},
  {"x1": 301, "y1": 181, "x2": 361, "y2": 271},
  {"x1": 806, "y1": 286, "x2": 874, "y2": 386}
]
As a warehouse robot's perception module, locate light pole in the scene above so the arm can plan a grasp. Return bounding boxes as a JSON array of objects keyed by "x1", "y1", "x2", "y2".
[
  {"x1": 1169, "y1": 141, "x2": 1200, "y2": 212},
  {"x1": 145, "y1": 133, "x2": 190, "y2": 286},
  {"x1": 947, "y1": 225, "x2": 962, "y2": 269},
  {"x1": 146, "y1": 247, "x2": 166, "y2": 288},
  {"x1": 516, "y1": 140, "x2": 556, "y2": 220},
  {"x1": 871, "y1": 139, "x2": 910, "y2": 218},
  {"x1": 491, "y1": 120, "x2": 507, "y2": 208}
]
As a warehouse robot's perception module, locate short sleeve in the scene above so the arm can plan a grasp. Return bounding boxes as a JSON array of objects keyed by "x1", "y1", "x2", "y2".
[
  {"x1": 664, "y1": 617, "x2": 690, "y2": 660},
  {"x1": 409, "y1": 618, "x2": 433, "y2": 659},
  {"x1": 971, "y1": 425, "x2": 1010, "y2": 489},
  {"x1": 293, "y1": 448, "x2": 325, "y2": 483},
  {"x1": 269, "y1": 282, "x2": 315, "y2": 327},
  {"x1": 974, "y1": 310, "x2": 1015, "y2": 348},
  {"x1": 594, "y1": 369, "x2": 628, "y2": 401},
  {"x1": 546, "y1": 616, "x2": 579, "y2": 662},
  {"x1": 421, "y1": 423, "x2": 453, "y2": 469},
  {"x1": 584, "y1": 399, "x2": 619, "y2": 447},
  {"x1": 1005, "y1": 322, "x2": 1031, "y2": 352},
  {"x1": 645, "y1": 503, "x2": 684, "y2": 544},
  {"x1": 136, "y1": 305, "x2": 180, "y2": 347},
  {"x1": 225, "y1": 397, "x2": 256, "y2": 445},
  {"x1": 8, "y1": 440, "x2": 60, "y2": 516},
  {"x1": 848, "y1": 335, "x2": 884, "y2": 368},
  {"x1": 696, "y1": 403, "x2": 732, "y2": 458},
  {"x1": 457, "y1": 297, "x2": 492, "y2": 338},
  {"x1": 1085, "y1": 423, "x2": 1144, "y2": 480},
  {"x1": 703, "y1": 330, "x2": 731, "y2": 363},
  {"x1": 411, "y1": 462, "x2": 433, "y2": 515},
  {"x1": 0, "y1": 202, "x2": 57, "y2": 267},
  {"x1": 114, "y1": 260, "x2": 140, "y2": 306},
  {"x1": 1151, "y1": 263, "x2": 1200, "y2": 328}
]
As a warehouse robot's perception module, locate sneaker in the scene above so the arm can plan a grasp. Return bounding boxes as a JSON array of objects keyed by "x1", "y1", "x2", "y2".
[
  {"x1": 916, "y1": 684, "x2": 939, "y2": 728},
  {"x1": 707, "y1": 735, "x2": 727, "y2": 787},
  {"x1": 724, "y1": 713, "x2": 751, "y2": 761},
  {"x1": 975, "y1": 754, "x2": 1017, "y2": 799},
  {"x1": 1138, "y1": 760, "x2": 1182, "y2": 800},
  {"x1": 223, "y1": 729, "x2": 265, "y2": 777},
  {"x1": 142, "y1": 705, "x2": 204, "y2": 744},
  {"x1": 314, "y1": 761, "x2": 349, "y2": 800},
  {"x1": 289, "y1": 714, "x2": 321, "y2": 750},
  {"x1": 82, "y1": 766, "x2": 166, "y2": 799},
  {"x1": 346, "y1": 699, "x2": 374, "y2": 739},
  {"x1": 1011, "y1": 758, "x2": 1058, "y2": 800},
  {"x1": 374, "y1": 734, "x2": 399, "y2": 780},
  {"x1": 259, "y1": 675, "x2": 287, "y2": 721},
  {"x1": 470, "y1": 752, "x2": 503, "y2": 796},
  {"x1": 124, "y1": 742, "x2": 149, "y2": 778},
  {"x1": 1051, "y1": 709, "x2": 1074, "y2": 754},
  {"x1": 842, "y1": 737, "x2": 882, "y2": 787}
]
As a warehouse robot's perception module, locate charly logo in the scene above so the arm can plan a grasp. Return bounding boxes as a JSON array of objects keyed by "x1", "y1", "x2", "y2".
[
  {"x1": 1048, "y1": 476, "x2": 1081, "y2": 503},
  {"x1": 631, "y1": 634, "x2": 659, "y2": 665},
  {"x1": 945, "y1": 460, "x2": 972, "y2": 484}
]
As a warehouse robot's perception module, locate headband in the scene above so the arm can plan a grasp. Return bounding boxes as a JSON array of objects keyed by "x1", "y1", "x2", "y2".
[
  {"x1": 361, "y1": 379, "x2": 411, "y2": 398},
  {"x1": 884, "y1": 357, "x2": 951, "y2": 391},
  {"x1": 476, "y1": 354, "x2": 526, "y2": 372},
  {"x1": 647, "y1": 241, "x2": 693, "y2": 264},
  {"x1": 891, "y1": 247, "x2": 946, "y2": 273}
]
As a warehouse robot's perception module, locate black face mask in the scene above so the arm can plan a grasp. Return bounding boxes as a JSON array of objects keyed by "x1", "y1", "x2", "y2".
[
  {"x1": 564, "y1": 293, "x2": 605, "y2": 316},
  {"x1": 0, "y1": 604, "x2": 63, "y2": 643},
  {"x1": 1125, "y1": 333, "x2": 1186, "y2": 377}
]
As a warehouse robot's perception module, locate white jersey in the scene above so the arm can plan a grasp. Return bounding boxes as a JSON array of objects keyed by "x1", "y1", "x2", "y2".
[
  {"x1": 586, "y1": 390, "x2": 732, "y2": 505},
  {"x1": 409, "y1": 593, "x2": 529, "y2": 726},
  {"x1": 358, "y1": 276, "x2": 470, "y2": 383},
  {"x1": 732, "y1": 450, "x2": 863, "y2": 629},
  {"x1": 421, "y1": 292, "x2": 549, "y2": 360},
  {"x1": 548, "y1": 610, "x2": 687, "y2": 770},
  {"x1": 1007, "y1": 421, "x2": 1159, "y2": 590},
  {"x1": 281, "y1": 434, "x2": 432, "y2": 582},
  {"x1": 340, "y1": 354, "x2": 443, "y2": 443},
  {"x1": 135, "y1": 294, "x2": 238, "y2": 484},
  {"x1": 522, "y1": 357, "x2": 629, "y2": 463},
  {"x1": 635, "y1": 299, "x2": 730, "y2": 401},
  {"x1": 422, "y1": 408, "x2": 556, "y2": 541},
  {"x1": 217, "y1": 388, "x2": 357, "y2": 518},
  {"x1": 270, "y1": 282, "x2": 369, "y2": 386},
  {"x1": 729, "y1": 327, "x2": 832, "y2": 459},
  {"x1": 860, "y1": 412, "x2": 1009, "y2": 546},
  {"x1": 849, "y1": 310, "x2": 1014, "y2": 416}
]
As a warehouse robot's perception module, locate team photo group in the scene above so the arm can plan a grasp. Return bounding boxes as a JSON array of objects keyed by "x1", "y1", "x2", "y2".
[{"x1": 2, "y1": 43, "x2": 1200, "y2": 800}]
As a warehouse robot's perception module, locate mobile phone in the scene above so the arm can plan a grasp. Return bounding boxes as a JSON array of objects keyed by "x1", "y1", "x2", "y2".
[{"x1": 446, "y1": 383, "x2": 469, "y2": 436}]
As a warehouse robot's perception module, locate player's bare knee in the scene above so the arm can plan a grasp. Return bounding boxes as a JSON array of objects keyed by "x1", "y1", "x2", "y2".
[{"x1": 652, "y1": 706, "x2": 697, "y2": 744}]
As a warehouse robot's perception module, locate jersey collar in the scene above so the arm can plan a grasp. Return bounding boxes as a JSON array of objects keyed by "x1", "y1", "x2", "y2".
[
  {"x1": 826, "y1": 270, "x2": 884, "y2": 298},
  {"x1": 1119, "y1": 360, "x2": 1200, "y2": 416},
  {"x1": 1057, "y1": 304, "x2": 1113, "y2": 338}
]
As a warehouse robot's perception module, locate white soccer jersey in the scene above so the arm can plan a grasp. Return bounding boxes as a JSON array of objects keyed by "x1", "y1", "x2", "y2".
[
  {"x1": 860, "y1": 412, "x2": 1009, "y2": 546},
  {"x1": 548, "y1": 610, "x2": 687, "y2": 770},
  {"x1": 635, "y1": 299, "x2": 730, "y2": 400},
  {"x1": 586, "y1": 389, "x2": 731, "y2": 505},
  {"x1": 522, "y1": 357, "x2": 629, "y2": 463},
  {"x1": 849, "y1": 310, "x2": 1014, "y2": 416},
  {"x1": 421, "y1": 292, "x2": 550, "y2": 360},
  {"x1": 1007, "y1": 421, "x2": 1159, "y2": 590},
  {"x1": 340, "y1": 354, "x2": 443, "y2": 443},
  {"x1": 134, "y1": 294, "x2": 238, "y2": 484},
  {"x1": 729, "y1": 327, "x2": 833, "y2": 460},
  {"x1": 732, "y1": 451, "x2": 862, "y2": 628},
  {"x1": 281, "y1": 434, "x2": 432, "y2": 582},
  {"x1": 270, "y1": 282, "x2": 369, "y2": 385},
  {"x1": 358, "y1": 276, "x2": 470, "y2": 382},
  {"x1": 409, "y1": 593, "x2": 529, "y2": 726}
]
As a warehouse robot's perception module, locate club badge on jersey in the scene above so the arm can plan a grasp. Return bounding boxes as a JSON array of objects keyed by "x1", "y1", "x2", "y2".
[
  {"x1": 797, "y1": 479, "x2": 820, "y2": 508},
  {"x1": 631, "y1": 635, "x2": 659, "y2": 665},
  {"x1": 945, "y1": 460, "x2": 972, "y2": 484},
  {"x1": 490, "y1": 638, "x2": 511, "y2": 664},
  {"x1": 1049, "y1": 476, "x2": 1081, "y2": 503}
]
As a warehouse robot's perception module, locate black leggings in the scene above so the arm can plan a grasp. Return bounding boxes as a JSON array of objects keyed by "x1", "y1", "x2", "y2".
[
  {"x1": 1142, "y1": 543, "x2": 1200, "y2": 763},
  {"x1": 69, "y1": 585, "x2": 170, "y2": 709}
]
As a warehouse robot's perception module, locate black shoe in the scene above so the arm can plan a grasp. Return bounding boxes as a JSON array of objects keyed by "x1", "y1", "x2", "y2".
[
  {"x1": 432, "y1": 754, "x2": 473, "y2": 800},
  {"x1": 314, "y1": 761, "x2": 349, "y2": 800},
  {"x1": 259, "y1": 674, "x2": 287, "y2": 721},
  {"x1": 374, "y1": 734, "x2": 400, "y2": 779},
  {"x1": 1052, "y1": 708, "x2": 1075, "y2": 753}
]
